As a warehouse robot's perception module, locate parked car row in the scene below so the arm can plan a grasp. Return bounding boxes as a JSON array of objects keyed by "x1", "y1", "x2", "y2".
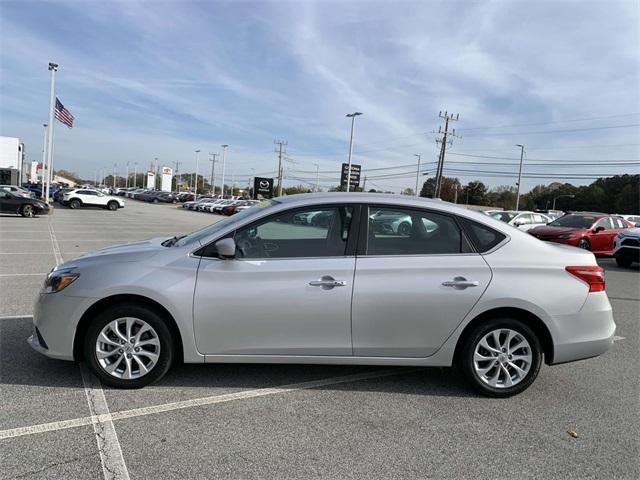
[{"x1": 183, "y1": 197, "x2": 260, "y2": 215}]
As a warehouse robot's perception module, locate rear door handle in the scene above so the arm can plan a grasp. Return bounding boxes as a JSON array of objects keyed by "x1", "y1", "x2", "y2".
[
  {"x1": 309, "y1": 275, "x2": 347, "y2": 289},
  {"x1": 442, "y1": 276, "x2": 479, "y2": 289}
]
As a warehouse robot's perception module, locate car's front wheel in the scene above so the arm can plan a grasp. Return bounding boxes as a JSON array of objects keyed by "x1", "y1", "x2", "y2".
[
  {"x1": 20, "y1": 204, "x2": 35, "y2": 217},
  {"x1": 107, "y1": 201, "x2": 119, "y2": 211},
  {"x1": 459, "y1": 318, "x2": 542, "y2": 397},
  {"x1": 83, "y1": 304, "x2": 174, "y2": 388},
  {"x1": 69, "y1": 199, "x2": 81, "y2": 209},
  {"x1": 577, "y1": 238, "x2": 590, "y2": 250}
]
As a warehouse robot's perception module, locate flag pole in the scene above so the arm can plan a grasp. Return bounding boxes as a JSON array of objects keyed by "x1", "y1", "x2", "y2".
[{"x1": 45, "y1": 62, "x2": 58, "y2": 204}]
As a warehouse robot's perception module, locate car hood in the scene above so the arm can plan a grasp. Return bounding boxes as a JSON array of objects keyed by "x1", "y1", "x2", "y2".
[
  {"x1": 529, "y1": 225, "x2": 583, "y2": 236},
  {"x1": 618, "y1": 227, "x2": 640, "y2": 238},
  {"x1": 56, "y1": 237, "x2": 168, "y2": 269}
]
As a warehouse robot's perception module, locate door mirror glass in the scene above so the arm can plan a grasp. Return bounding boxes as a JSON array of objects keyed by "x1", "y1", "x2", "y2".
[{"x1": 215, "y1": 237, "x2": 236, "y2": 258}]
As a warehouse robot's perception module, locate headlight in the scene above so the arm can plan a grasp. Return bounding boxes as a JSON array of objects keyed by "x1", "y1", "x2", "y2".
[
  {"x1": 556, "y1": 234, "x2": 575, "y2": 239},
  {"x1": 42, "y1": 269, "x2": 79, "y2": 294}
]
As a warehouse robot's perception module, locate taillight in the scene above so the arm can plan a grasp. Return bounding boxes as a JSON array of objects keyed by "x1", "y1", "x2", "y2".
[{"x1": 565, "y1": 266, "x2": 605, "y2": 292}]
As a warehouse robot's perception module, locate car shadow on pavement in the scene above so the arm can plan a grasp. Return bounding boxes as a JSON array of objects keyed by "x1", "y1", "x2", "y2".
[{"x1": 2, "y1": 318, "x2": 473, "y2": 398}]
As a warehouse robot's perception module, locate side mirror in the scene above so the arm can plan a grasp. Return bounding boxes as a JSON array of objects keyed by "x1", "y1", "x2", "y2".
[
  {"x1": 513, "y1": 221, "x2": 523, "y2": 227},
  {"x1": 215, "y1": 237, "x2": 236, "y2": 259},
  {"x1": 593, "y1": 226, "x2": 605, "y2": 233}
]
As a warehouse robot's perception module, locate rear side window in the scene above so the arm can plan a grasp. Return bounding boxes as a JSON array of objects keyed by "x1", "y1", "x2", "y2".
[
  {"x1": 459, "y1": 218, "x2": 507, "y2": 253},
  {"x1": 366, "y1": 207, "x2": 464, "y2": 255}
]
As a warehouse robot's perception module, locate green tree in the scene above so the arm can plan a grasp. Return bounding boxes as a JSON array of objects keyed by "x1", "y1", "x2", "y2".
[{"x1": 462, "y1": 181, "x2": 488, "y2": 205}]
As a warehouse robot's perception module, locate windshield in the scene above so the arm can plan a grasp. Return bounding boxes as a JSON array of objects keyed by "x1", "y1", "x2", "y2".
[
  {"x1": 548, "y1": 215, "x2": 597, "y2": 229},
  {"x1": 176, "y1": 199, "x2": 278, "y2": 247},
  {"x1": 491, "y1": 212, "x2": 517, "y2": 222}
]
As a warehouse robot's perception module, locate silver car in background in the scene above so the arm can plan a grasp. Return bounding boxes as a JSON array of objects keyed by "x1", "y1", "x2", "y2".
[{"x1": 29, "y1": 193, "x2": 615, "y2": 397}]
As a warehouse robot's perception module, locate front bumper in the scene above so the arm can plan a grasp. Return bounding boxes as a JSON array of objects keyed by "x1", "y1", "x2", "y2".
[
  {"x1": 28, "y1": 292, "x2": 98, "y2": 361},
  {"x1": 550, "y1": 292, "x2": 616, "y2": 364}
]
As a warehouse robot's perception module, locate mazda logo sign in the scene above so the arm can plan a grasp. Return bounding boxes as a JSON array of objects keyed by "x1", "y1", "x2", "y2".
[{"x1": 259, "y1": 180, "x2": 269, "y2": 189}]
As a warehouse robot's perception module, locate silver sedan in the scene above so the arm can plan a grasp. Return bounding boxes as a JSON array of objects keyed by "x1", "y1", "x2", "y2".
[{"x1": 29, "y1": 193, "x2": 615, "y2": 397}]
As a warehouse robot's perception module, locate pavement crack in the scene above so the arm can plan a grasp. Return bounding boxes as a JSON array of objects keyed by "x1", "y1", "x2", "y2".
[{"x1": 14, "y1": 452, "x2": 95, "y2": 479}]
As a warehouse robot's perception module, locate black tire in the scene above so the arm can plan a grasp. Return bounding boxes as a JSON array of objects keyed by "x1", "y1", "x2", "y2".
[
  {"x1": 69, "y1": 199, "x2": 81, "y2": 209},
  {"x1": 107, "y1": 201, "x2": 119, "y2": 211},
  {"x1": 397, "y1": 221, "x2": 412, "y2": 236},
  {"x1": 83, "y1": 304, "x2": 175, "y2": 389},
  {"x1": 577, "y1": 238, "x2": 590, "y2": 250},
  {"x1": 459, "y1": 317, "x2": 543, "y2": 398},
  {"x1": 153, "y1": 198, "x2": 159, "y2": 204},
  {"x1": 20, "y1": 204, "x2": 35, "y2": 218},
  {"x1": 615, "y1": 256, "x2": 633, "y2": 268}
]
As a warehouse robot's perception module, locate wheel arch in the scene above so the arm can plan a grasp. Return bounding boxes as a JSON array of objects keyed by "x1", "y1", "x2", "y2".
[
  {"x1": 73, "y1": 294, "x2": 184, "y2": 362},
  {"x1": 454, "y1": 307, "x2": 554, "y2": 365}
]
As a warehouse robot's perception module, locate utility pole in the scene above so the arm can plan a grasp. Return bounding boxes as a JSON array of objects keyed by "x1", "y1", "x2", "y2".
[
  {"x1": 125, "y1": 161, "x2": 130, "y2": 188},
  {"x1": 313, "y1": 163, "x2": 319, "y2": 192},
  {"x1": 112, "y1": 163, "x2": 117, "y2": 188},
  {"x1": 362, "y1": 175, "x2": 367, "y2": 191},
  {"x1": 433, "y1": 111, "x2": 459, "y2": 199},
  {"x1": 413, "y1": 154, "x2": 421, "y2": 196},
  {"x1": 154, "y1": 157, "x2": 159, "y2": 190},
  {"x1": 274, "y1": 140, "x2": 287, "y2": 196},
  {"x1": 220, "y1": 145, "x2": 229, "y2": 197},
  {"x1": 454, "y1": 183, "x2": 458, "y2": 204},
  {"x1": 209, "y1": 153, "x2": 218, "y2": 195},
  {"x1": 515, "y1": 144, "x2": 525, "y2": 211},
  {"x1": 173, "y1": 160, "x2": 182, "y2": 192},
  {"x1": 345, "y1": 112, "x2": 363, "y2": 192},
  {"x1": 194, "y1": 150, "x2": 200, "y2": 197}
]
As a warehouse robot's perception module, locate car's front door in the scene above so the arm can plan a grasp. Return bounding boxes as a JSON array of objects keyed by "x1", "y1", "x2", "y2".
[
  {"x1": 352, "y1": 206, "x2": 492, "y2": 358},
  {"x1": 193, "y1": 204, "x2": 358, "y2": 356},
  {"x1": 590, "y1": 217, "x2": 614, "y2": 253}
]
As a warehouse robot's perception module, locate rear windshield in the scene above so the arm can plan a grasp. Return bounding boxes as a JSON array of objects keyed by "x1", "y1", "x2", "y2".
[{"x1": 548, "y1": 215, "x2": 597, "y2": 229}]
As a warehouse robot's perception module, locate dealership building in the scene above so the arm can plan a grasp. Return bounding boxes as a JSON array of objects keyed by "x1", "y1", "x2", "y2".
[{"x1": 0, "y1": 135, "x2": 25, "y2": 185}]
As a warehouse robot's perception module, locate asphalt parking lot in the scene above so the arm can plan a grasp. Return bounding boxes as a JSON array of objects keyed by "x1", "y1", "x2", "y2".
[{"x1": 0, "y1": 200, "x2": 638, "y2": 480}]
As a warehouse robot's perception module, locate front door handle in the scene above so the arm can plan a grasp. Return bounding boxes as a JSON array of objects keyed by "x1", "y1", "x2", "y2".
[
  {"x1": 442, "y1": 276, "x2": 479, "y2": 289},
  {"x1": 309, "y1": 275, "x2": 347, "y2": 290}
]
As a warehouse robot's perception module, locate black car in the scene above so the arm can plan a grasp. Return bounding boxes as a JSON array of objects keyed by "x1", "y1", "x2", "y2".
[
  {"x1": 53, "y1": 188, "x2": 74, "y2": 203},
  {"x1": 0, "y1": 190, "x2": 50, "y2": 217}
]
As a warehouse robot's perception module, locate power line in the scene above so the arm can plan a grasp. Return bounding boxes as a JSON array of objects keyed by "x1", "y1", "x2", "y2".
[
  {"x1": 462, "y1": 123, "x2": 640, "y2": 137},
  {"x1": 458, "y1": 112, "x2": 640, "y2": 132}
]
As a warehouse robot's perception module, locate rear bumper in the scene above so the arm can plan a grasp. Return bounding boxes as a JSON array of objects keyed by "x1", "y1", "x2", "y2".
[{"x1": 550, "y1": 292, "x2": 616, "y2": 364}]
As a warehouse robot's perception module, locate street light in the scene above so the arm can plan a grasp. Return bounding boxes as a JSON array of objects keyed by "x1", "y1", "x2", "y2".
[
  {"x1": 345, "y1": 112, "x2": 363, "y2": 192},
  {"x1": 515, "y1": 144, "x2": 525, "y2": 211},
  {"x1": 313, "y1": 163, "x2": 319, "y2": 192},
  {"x1": 413, "y1": 154, "x2": 421, "y2": 196},
  {"x1": 194, "y1": 150, "x2": 200, "y2": 197},
  {"x1": 553, "y1": 194, "x2": 575, "y2": 210}
]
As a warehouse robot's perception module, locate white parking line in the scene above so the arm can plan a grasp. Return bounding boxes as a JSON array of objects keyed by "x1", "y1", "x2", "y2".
[
  {"x1": 0, "y1": 314, "x2": 33, "y2": 320},
  {"x1": 0, "y1": 367, "x2": 415, "y2": 441},
  {"x1": 47, "y1": 220, "x2": 64, "y2": 265},
  {"x1": 80, "y1": 365, "x2": 130, "y2": 480}
]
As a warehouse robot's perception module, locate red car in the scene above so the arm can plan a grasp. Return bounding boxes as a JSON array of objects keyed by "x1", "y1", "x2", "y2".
[{"x1": 528, "y1": 213, "x2": 631, "y2": 254}]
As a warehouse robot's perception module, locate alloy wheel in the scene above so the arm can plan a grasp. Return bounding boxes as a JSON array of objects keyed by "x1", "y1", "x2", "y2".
[
  {"x1": 95, "y1": 317, "x2": 161, "y2": 380},
  {"x1": 22, "y1": 205, "x2": 34, "y2": 217},
  {"x1": 473, "y1": 328, "x2": 532, "y2": 388}
]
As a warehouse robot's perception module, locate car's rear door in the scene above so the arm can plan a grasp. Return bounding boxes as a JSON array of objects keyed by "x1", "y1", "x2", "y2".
[
  {"x1": 351, "y1": 206, "x2": 492, "y2": 358},
  {"x1": 193, "y1": 204, "x2": 359, "y2": 356}
]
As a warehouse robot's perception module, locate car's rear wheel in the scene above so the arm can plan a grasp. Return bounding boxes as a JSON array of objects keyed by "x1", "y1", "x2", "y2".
[
  {"x1": 69, "y1": 199, "x2": 81, "y2": 209},
  {"x1": 577, "y1": 238, "x2": 590, "y2": 250},
  {"x1": 20, "y1": 204, "x2": 35, "y2": 217},
  {"x1": 459, "y1": 318, "x2": 542, "y2": 397},
  {"x1": 83, "y1": 304, "x2": 174, "y2": 388},
  {"x1": 107, "y1": 201, "x2": 119, "y2": 211},
  {"x1": 615, "y1": 257, "x2": 633, "y2": 268}
]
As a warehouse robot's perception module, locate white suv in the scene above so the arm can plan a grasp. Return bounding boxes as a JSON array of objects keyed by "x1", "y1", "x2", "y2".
[
  {"x1": 62, "y1": 189, "x2": 125, "y2": 210},
  {"x1": 613, "y1": 227, "x2": 640, "y2": 268}
]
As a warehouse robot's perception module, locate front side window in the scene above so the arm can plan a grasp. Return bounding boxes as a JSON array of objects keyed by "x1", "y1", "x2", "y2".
[
  {"x1": 234, "y1": 206, "x2": 354, "y2": 259},
  {"x1": 366, "y1": 207, "x2": 463, "y2": 255},
  {"x1": 595, "y1": 217, "x2": 613, "y2": 230}
]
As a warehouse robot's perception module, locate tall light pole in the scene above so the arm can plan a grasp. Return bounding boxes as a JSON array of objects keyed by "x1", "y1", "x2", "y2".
[
  {"x1": 125, "y1": 161, "x2": 130, "y2": 188},
  {"x1": 112, "y1": 163, "x2": 117, "y2": 188},
  {"x1": 249, "y1": 167, "x2": 255, "y2": 195},
  {"x1": 345, "y1": 112, "x2": 363, "y2": 192},
  {"x1": 45, "y1": 62, "x2": 58, "y2": 203},
  {"x1": 413, "y1": 154, "x2": 421, "y2": 196},
  {"x1": 515, "y1": 144, "x2": 525, "y2": 211},
  {"x1": 133, "y1": 162, "x2": 137, "y2": 188},
  {"x1": 313, "y1": 163, "x2": 319, "y2": 192},
  {"x1": 194, "y1": 150, "x2": 200, "y2": 197},
  {"x1": 41, "y1": 123, "x2": 47, "y2": 197},
  {"x1": 220, "y1": 144, "x2": 229, "y2": 197}
]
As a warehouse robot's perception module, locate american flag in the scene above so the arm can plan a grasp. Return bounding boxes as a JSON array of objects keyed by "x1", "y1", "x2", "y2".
[{"x1": 55, "y1": 98, "x2": 74, "y2": 128}]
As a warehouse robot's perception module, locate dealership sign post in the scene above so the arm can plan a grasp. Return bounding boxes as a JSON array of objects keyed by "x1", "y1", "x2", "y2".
[
  {"x1": 146, "y1": 171, "x2": 155, "y2": 189},
  {"x1": 253, "y1": 177, "x2": 274, "y2": 199},
  {"x1": 340, "y1": 163, "x2": 361, "y2": 190},
  {"x1": 161, "y1": 166, "x2": 173, "y2": 192}
]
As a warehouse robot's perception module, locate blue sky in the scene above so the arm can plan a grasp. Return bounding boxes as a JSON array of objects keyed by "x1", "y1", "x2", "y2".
[{"x1": 1, "y1": 0, "x2": 638, "y2": 192}]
